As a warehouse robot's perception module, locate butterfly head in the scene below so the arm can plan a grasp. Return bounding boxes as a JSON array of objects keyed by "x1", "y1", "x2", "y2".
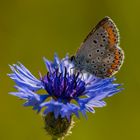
[
  {"x1": 69, "y1": 55, "x2": 86, "y2": 72},
  {"x1": 70, "y1": 55, "x2": 75, "y2": 62}
]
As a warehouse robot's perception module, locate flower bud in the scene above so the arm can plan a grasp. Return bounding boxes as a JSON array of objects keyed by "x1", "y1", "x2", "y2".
[{"x1": 44, "y1": 112, "x2": 74, "y2": 139}]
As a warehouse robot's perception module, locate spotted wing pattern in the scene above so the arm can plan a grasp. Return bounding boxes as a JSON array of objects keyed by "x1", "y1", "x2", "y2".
[{"x1": 74, "y1": 17, "x2": 124, "y2": 78}]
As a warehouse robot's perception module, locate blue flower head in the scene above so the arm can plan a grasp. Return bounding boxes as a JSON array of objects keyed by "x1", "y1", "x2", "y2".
[{"x1": 8, "y1": 54, "x2": 123, "y2": 120}]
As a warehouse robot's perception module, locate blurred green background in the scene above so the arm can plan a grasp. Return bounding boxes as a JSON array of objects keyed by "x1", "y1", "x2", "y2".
[{"x1": 0, "y1": 0, "x2": 139, "y2": 140}]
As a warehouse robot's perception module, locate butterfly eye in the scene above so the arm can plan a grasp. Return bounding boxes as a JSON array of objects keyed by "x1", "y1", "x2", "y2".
[
  {"x1": 107, "y1": 53, "x2": 111, "y2": 56},
  {"x1": 70, "y1": 56, "x2": 75, "y2": 62},
  {"x1": 100, "y1": 44, "x2": 103, "y2": 47},
  {"x1": 103, "y1": 39, "x2": 106, "y2": 42},
  {"x1": 92, "y1": 60, "x2": 95, "y2": 64}
]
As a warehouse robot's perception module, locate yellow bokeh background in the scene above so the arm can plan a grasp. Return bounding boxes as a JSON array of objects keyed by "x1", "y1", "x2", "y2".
[{"x1": 0, "y1": 0, "x2": 139, "y2": 140}]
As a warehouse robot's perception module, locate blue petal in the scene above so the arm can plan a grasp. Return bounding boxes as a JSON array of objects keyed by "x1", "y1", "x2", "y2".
[
  {"x1": 8, "y1": 63, "x2": 44, "y2": 91},
  {"x1": 9, "y1": 87, "x2": 49, "y2": 112},
  {"x1": 54, "y1": 53, "x2": 60, "y2": 67},
  {"x1": 43, "y1": 57, "x2": 54, "y2": 73},
  {"x1": 41, "y1": 100, "x2": 80, "y2": 120},
  {"x1": 86, "y1": 77, "x2": 115, "y2": 91}
]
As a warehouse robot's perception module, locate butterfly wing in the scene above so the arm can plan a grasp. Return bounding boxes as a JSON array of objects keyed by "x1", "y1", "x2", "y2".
[{"x1": 75, "y1": 17, "x2": 124, "y2": 77}]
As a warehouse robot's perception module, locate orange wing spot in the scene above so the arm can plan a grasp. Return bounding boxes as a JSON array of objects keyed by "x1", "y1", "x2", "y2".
[
  {"x1": 107, "y1": 69, "x2": 113, "y2": 75},
  {"x1": 115, "y1": 51, "x2": 119, "y2": 55},
  {"x1": 115, "y1": 55, "x2": 119, "y2": 60},
  {"x1": 114, "y1": 60, "x2": 119, "y2": 64},
  {"x1": 103, "y1": 24, "x2": 117, "y2": 47},
  {"x1": 111, "y1": 64, "x2": 116, "y2": 69},
  {"x1": 114, "y1": 49, "x2": 120, "y2": 60},
  {"x1": 107, "y1": 27, "x2": 116, "y2": 47}
]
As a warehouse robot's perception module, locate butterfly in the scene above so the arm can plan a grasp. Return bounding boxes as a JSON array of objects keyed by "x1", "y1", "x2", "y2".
[{"x1": 70, "y1": 16, "x2": 124, "y2": 78}]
